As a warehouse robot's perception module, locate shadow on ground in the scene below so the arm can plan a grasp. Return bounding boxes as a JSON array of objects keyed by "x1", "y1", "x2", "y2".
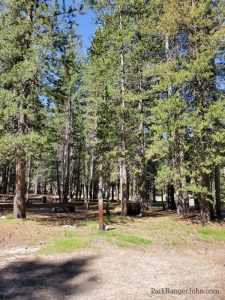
[
  {"x1": 28, "y1": 209, "x2": 175, "y2": 227},
  {"x1": 0, "y1": 256, "x2": 98, "y2": 300}
]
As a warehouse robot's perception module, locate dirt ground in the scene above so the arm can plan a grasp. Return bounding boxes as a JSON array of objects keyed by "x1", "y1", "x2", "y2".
[{"x1": 0, "y1": 210, "x2": 225, "y2": 300}]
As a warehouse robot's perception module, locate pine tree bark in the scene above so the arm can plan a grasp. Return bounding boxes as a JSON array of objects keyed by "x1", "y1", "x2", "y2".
[
  {"x1": 14, "y1": 148, "x2": 26, "y2": 218},
  {"x1": 215, "y1": 165, "x2": 221, "y2": 218},
  {"x1": 138, "y1": 69, "x2": 148, "y2": 215},
  {"x1": 26, "y1": 156, "x2": 32, "y2": 203},
  {"x1": 198, "y1": 173, "x2": 214, "y2": 224},
  {"x1": 119, "y1": 9, "x2": 128, "y2": 216},
  {"x1": 106, "y1": 179, "x2": 110, "y2": 216},
  {"x1": 168, "y1": 184, "x2": 176, "y2": 210},
  {"x1": 1, "y1": 165, "x2": 8, "y2": 194},
  {"x1": 98, "y1": 172, "x2": 104, "y2": 230},
  {"x1": 14, "y1": 101, "x2": 27, "y2": 218}
]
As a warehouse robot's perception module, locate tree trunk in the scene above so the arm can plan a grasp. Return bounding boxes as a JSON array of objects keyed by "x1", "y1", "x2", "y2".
[
  {"x1": 138, "y1": 88, "x2": 148, "y2": 214},
  {"x1": 198, "y1": 173, "x2": 214, "y2": 224},
  {"x1": 121, "y1": 160, "x2": 128, "y2": 215},
  {"x1": 175, "y1": 190, "x2": 186, "y2": 218},
  {"x1": 14, "y1": 149, "x2": 26, "y2": 219},
  {"x1": 119, "y1": 9, "x2": 128, "y2": 216},
  {"x1": 111, "y1": 183, "x2": 115, "y2": 201},
  {"x1": 1, "y1": 165, "x2": 8, "y2": 194},
  {"x1": 98, "y1": 174, "x2": 104, "y2": 230},
  {"x1": 161, "y1": 189, "x2": 165, "y2": 210},
  {"x1": 56, "y1": 160, "x2": 62, "y2": 202},
  {"x1": 168, "y1": 184, "x2": 176, "y2": 210},
  {"x1": 105, "y1": 179, "x2": 110, "y2": 216},
  {"x1": 6, "y1": 164, "x2": 11, "y2": 194},
  {"x1": 194, "y1": 193, "x2": 200, "y2": 211},
  {"x1": 153, "y1": 183, "x2": 156, "y2": 203},
  {"x1": 215, "y1": 165, "x2": 221, "y2": 218},
  {"x1": 26, "y1": 156, "x2": 32, "y2": 203}
]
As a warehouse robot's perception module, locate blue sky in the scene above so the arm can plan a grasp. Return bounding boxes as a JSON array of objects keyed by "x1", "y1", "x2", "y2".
[
  {"x1": 62, "y1": 0, "x2": 96, "y2": 51},
  {"x1": 76, "y1": 10, "x2": 96, "y2": 51}
]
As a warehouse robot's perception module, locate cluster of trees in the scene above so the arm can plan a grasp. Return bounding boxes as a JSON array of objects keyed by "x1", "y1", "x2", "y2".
[{"x1": 0, "y1": 0, "x2": 224, "y2": 223}]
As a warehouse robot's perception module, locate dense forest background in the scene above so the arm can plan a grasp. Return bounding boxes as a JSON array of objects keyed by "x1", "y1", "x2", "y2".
[{"x1": 0, "y1": 0, "x2": 224, "y2": 224}]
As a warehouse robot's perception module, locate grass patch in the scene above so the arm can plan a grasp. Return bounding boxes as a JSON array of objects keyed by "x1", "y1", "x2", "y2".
[
  {"x1": 104, "y1": 214, "x2": 119, "y2": 222},
  {"x1": 79, "y1": 219, "x2": 98, "y2": 229},
  {"x1": 171, "y1": 240, "x2": 179, "y2": 246},
  {"x1": 198, "y1": 227, "x2": 225, "y2": 242},
  {"x1": 5, "y1": 213, "x2": 14, "y2": 220},
  {"x1": 38, "y1": 236, "x2": 91, "y2": 255},
  {"x1": 97, "y1": 228, "x2": 151, "y2": 247},
  {"x1": 116, "y1": 234, "x2": 151, "y2": 247},
  {"x1": 38, "y1": 230, "x2": 91, "y2": 255},
  {"x1": 0, "y1": 213, "x2": 14, "y2": 224},
  {"x1": 0, "y1": 214, "x2": 38, "y2": 225}
]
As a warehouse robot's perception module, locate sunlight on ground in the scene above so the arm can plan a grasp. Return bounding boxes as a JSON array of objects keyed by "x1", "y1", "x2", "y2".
[{"x1": 1, "y1": 213, "x2": 225, "y2": 255}]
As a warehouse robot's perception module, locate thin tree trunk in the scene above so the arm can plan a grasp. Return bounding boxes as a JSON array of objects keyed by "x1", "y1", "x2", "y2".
[
  {"x1": 119, "y1": 9, "x2": 128, "y2": 216},
  {"x1": 98, "y1": 172, "x2": 104, "y2": 230},
  {"x1": 26, "y1": 156, "x2": 32, "y2": 203},
  {"x1": 6, "y1": 164, "x2": 11, "y2": 194},
  {"x1": 215, "y1": 165, "x2": 221, "y2": 218},
  {"x1": 106, "y1": 179, "x2": 110, "y2": 216},
  {"x1": 75, "y1": 152, "x2": 81, "y2": 200},
  {"x1": 161, "y1": 189, "x2": 165, "y2": 210},
  {"x1": 138, "y1": 69, "x2": 148, "y2": 214},
  {"x1": 1, "y1": 165, "x2": 8, "y2": 194},
  {"x1": 56, "y1": 160, "x2": 62, "y2": 202}
]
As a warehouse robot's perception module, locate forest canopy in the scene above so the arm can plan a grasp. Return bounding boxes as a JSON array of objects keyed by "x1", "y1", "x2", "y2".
[{"x1": 0, "y1": 0, "x2": 224, "y2": 224}]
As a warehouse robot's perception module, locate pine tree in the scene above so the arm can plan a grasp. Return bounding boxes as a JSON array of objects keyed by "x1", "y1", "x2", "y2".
[
  {"x1": 146, "y1": 0, "x2": 225, "y2": 222},
  {"x1": 0, "y1": 0, "x2": 54, "y2": 218}
]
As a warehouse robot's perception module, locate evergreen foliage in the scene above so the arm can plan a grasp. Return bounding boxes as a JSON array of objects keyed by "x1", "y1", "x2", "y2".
[{"x1": 0, "y1": 0, "x2": 224, "y2": 222}]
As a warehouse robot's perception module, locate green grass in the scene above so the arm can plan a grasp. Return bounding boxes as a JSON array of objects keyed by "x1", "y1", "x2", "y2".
[
  {"x1": 2, "y1": 212, "x2": 223, "y2": 256},
  {"x1": 116, "y1": 234, "x2": 151, "y2": 247},
  {"x1": 104, "y1": 214, "x2": 119, "y2": 222},
  {"x1": 5, "y1": 213, "x2": 14, "y2": 220},
  {"x1": 97, "y1": 228, "x2": 151, "y2": 247},
  {"x1": 79, "y1": 219, "x2": 98, "y2": 229},
  {"x1": 0, "y1": 214, "x2": 38, "y2": 225},
  {"x1": 171, "y1": 240, "x2": 179, "y2": 246},
  {"x1": 31, "y1": 216, "x2": 225, "y2": 254},
  {"x1": 198, "y1": 227, "x2": 225, "y2": 242},
  {"x1": 0, "y1": 213, "x2": 14, "y2": 224},
  {"x1": 38, "y1": 234, "x2": 91, "y2": 255}
]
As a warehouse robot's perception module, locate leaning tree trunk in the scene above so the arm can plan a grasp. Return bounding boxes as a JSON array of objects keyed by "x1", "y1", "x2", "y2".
[{"x1": 14, "y1": 149, "x2": 26, "y2": 219}]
